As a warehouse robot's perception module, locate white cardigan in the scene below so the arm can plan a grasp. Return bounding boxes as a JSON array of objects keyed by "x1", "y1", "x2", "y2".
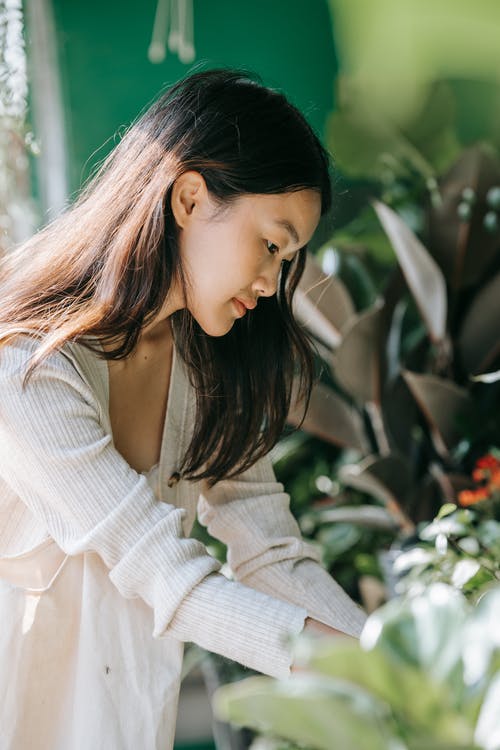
[{"x1": 0, "y1": 334, "x2": 365, "y2": 749}]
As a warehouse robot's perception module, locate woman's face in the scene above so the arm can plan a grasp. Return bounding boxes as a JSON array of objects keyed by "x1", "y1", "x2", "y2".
[{"x1": 171, "y1": 172, "x2": 322, "y2": 336}]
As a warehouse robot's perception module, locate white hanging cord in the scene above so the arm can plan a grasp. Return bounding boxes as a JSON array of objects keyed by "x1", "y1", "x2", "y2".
[
  {"x1": 148, "y1": 0, "x2": 169, "y2": 63},
  {"x1": 148, "y1": 0, "x2": 195, "y2": 65},
  {"x1": 179, "y1": 0, "x2": 194, "y2": 64},
  {"x1": 168, "y1": 0, "x2": 179, "y2": 54}
]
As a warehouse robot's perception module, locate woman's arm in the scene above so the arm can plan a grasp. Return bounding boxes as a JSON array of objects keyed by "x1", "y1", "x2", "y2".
[
  {"x1": 198, "y1": 452, "x2": 367, "y2": 638},
  {"x1": 0, "y1": 337, "x2": 309, "y2": 678}
]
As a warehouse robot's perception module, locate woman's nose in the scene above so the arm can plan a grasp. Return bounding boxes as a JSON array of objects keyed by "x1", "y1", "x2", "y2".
[{"x1": 252, "y1": 263, "x2": 281, "y2": 298}]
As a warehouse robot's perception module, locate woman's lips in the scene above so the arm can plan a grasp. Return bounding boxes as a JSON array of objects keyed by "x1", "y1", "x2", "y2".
[{"x1": 232, "y1": 298, "x2": 247, "y2": 317}]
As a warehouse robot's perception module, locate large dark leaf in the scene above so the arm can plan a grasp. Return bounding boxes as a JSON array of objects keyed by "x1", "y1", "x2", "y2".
[
  {"x1": 332, "y1": 300, "x2": 385, "y2": 404},
  {"x1": 459, "y1": 270, "x2": 500, "y2": 374},
  {"x1": 402, "y1": 370, "x2": 473, "y2": 456},
  {"x1": 426, "y1": 144, "x2": 500, "y2": 290},
  {"x1": 339, "y1": 454, "x2": 415, "y2": 533},
  {"x1": 294, "y1": 251, "x2": 355, "y2": 350},
  {"x1": 405, "y1": 475, "x2": 444, "y2": 525},
  {"x1": 374, "y1": 200, "x2": 447, "y2": 344},
  {"x1": 288, "y1": 380, "x2": 369, "y2": 453},
  {"x1": 382, "y1": 373, "x2": 422, "y2": 459}
]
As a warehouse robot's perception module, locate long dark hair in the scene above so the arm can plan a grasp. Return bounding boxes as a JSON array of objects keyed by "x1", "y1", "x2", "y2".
[{"x1": 0, "y1": 68, "x2": 332, "y2": 485}]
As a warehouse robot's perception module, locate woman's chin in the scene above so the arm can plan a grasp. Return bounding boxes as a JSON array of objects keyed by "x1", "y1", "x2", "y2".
[{"x1": 197, "y1": 316, "x2": 235, "y2": 338}]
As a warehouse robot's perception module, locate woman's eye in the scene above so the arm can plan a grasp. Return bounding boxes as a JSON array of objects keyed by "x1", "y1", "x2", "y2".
[{"x1": 265, "y1": 240, "x2": 280, "y2": 255}]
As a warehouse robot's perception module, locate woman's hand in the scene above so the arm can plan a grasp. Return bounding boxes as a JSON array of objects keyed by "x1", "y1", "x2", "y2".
[
  {"x1": 290, "y1": 617, "x2": 356, "y2": 673},
  {"x1": 302, "y1": 616, "x2": 349, "y2": 638}
]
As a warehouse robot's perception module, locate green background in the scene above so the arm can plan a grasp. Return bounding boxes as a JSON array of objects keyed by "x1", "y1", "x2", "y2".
[{"x1": 48, "y1": 0, "x2": 338, "y2": 196}]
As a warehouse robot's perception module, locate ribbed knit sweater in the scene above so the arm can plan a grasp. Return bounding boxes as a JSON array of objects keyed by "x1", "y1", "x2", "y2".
[{"x1": 0, "y1": 334, "x2": 366, "y2": 750}]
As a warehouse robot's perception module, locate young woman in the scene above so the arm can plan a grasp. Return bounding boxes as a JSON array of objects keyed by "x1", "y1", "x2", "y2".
[{"x1": 0, "y1": 69, "x2": 365, "y2": 749}]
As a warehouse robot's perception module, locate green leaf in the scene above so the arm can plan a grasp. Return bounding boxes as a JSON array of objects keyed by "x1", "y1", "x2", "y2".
[
  {"x1": 476, "y1": 521, "x2": 500, "y2": 555},
  {"x1": 393, "y1": 547, "x2": 436, "y2": 575},
  {"x1": 470, "y1": 370, "x2": 500, "y2": 384},
  {"x1": 457, "y1": 537, "x2": 481, "y2": 556},
  {"x1": 463, "y1": 586, "x2": 500, "y2": 685},
  {"x1": 420, "y1": 517, "x2": 469, "y2": 541},
  {"x1": 324, "y1": 206, "x2": 398, "y2": 268},
  {"x1": 316, "y1": 504, "x2": 398, "y2": 532},
  {"x1": 451, "y1": 559, "x2": 481, "y2": 588},
  {"x1": 212, "y1": 674, "x2": 396, "y2": 750},
  {"x1": 361, "y1": 585, "x2": 469, "y2": 685},
  {"x1": 303, "y1": 640, "x2": 455, "y2": 733},
  {"x1": 317, "y1": 522, "x2": 362, "y2": 557},
  {"x1": 461, "y1": 566, "x2": 496, "y2": 598},
  {"x1": 474, "y1": 672, "x2": 500, "y2": 750},
  {"x1": 437, "y1": 504, "x2": 458, "y2": 519}
]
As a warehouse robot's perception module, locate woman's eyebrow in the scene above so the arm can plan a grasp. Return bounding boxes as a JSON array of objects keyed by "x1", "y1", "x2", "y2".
[{"x1": 273, "y1": 219, "x2": 300, "y2": 245}]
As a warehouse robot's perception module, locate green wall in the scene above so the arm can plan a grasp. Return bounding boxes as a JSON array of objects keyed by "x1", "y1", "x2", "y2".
[{"x1": 50, "y1": 0, "x2": 338, "y2": 194}]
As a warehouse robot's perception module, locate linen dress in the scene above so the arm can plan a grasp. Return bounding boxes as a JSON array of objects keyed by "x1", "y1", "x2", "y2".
[{"x1": 0, "y1": 334, "x2": 366, "y2": 750}]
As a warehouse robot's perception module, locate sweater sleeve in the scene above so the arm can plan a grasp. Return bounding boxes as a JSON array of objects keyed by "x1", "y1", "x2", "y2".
[
  {"x1": 197, "y1": 452, "x2": 367, "y2": 638},
  {"x1": 0, "y1": 338, "x2": 307, "y2": 678}
]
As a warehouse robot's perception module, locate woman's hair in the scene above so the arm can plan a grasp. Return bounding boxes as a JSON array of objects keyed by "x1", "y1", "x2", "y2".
[{"x1": 0, "y1": 68, "x2": 332, "y2": 485}]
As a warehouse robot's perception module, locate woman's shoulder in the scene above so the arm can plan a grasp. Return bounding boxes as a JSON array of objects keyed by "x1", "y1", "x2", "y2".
[
  {"x1": 0, "y1": 332, "x2": 79, "y2": 373},
  {"x1": 0, "y1": 333, "x2": 107, "y2": 411},
  {"x1": 0, "y1": 332, "x2": 54, "y2": 376}
]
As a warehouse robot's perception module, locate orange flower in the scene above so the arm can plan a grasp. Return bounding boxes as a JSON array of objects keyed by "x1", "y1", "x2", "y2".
[
  {"x1": 458, "y1": 452, "x2": 500, "y2": 506},
  {"x1": 472, "y1": 468, "x2": 487, "y2": 482},
  {"x1": 472, "y1": 454, "x2": 499, "y2": 482},
  {"x1": 458, "y1": 487, "x2": 490, "y2": 507},
  {"x1": 490, "y1": 468, "x2": 500, "y2": 489},
  {"x1": 475, "y1": 454, "x2": 500, "y2": 471}
]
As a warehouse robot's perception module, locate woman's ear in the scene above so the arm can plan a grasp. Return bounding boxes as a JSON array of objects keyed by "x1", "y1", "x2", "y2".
[{"x1": 170, "y1": 171, "x2": 208, "y2": 229}]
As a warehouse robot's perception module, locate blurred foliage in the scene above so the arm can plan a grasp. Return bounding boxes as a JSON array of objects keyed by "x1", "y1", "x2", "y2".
[
  {"x1": 271, "y1": 431, "x2": 395, "y2": 602},
  {"x1": 285, "y1": 165, "x2": 500, "y2": 611},
  {"x1": 199, "y1": 8, "x2": 500, "y2": 746},
  {"x1": 214, "y1": 583, "x2": 500, "y2": 750},
  {"x1": 328, "y1": 0, "x2": 500, "y2": 130},
  {"x1": 395, "y1": 452, "x2": 500, "y2": 600},
  {"x1": 0, "y1": 0, "x2": 37, "y2": 253},
  {"x1": 196, "y1": 81, "x2": 500, "y2": 724},
  {"x1": 285, "y1": 82, "x2": 500, "y2": 611}
]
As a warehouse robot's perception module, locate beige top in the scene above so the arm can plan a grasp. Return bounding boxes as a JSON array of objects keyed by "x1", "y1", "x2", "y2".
[{"x1": 0, "y1": 335, "x2": 366, "y2": 750}]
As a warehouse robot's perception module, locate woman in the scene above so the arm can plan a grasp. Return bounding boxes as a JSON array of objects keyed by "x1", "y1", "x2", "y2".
[{"x1": 0, "y1": 69, "x2": 365, "y2": 749}]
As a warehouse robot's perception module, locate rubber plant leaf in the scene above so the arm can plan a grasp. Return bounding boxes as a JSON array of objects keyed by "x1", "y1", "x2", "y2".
[
  {"x1": 402, "y1": 370, "x2": 473, "y2": 457},
  {"x1": 373, "y1": 200, "x2": 447, "y2": 344},
  {"x1": 288, "y1": 379, "x2": 369, "y2": 453}
]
